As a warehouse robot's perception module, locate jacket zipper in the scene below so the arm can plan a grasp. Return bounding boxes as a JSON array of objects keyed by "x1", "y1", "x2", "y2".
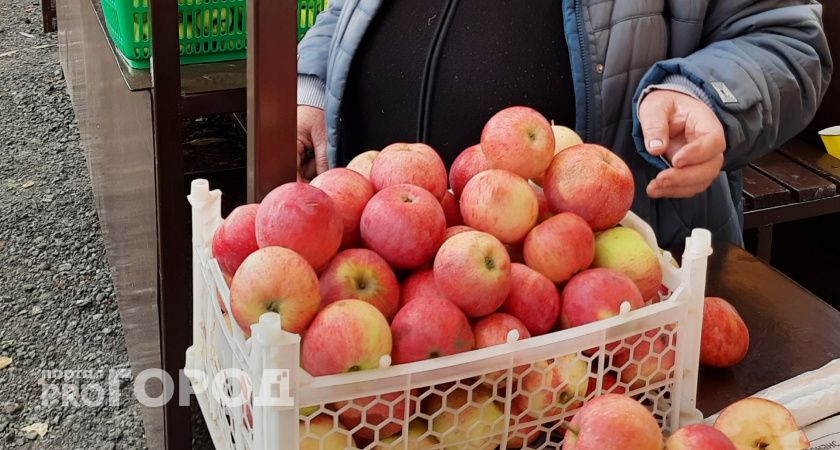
[{"x1": 574, "y1": 0, "x2": 591, "y2": 142}]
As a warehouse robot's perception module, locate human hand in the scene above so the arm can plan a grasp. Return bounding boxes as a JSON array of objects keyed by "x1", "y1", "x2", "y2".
[
  {"x1": 297, "y1": 105, "x2": 329, "y2": 181},
  {"x1": 638, "y1": 90, "x2": 726, "y2": 199}
]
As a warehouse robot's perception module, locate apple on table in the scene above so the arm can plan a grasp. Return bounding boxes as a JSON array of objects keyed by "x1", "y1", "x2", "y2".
[
  {"x1": 561, "y1": 394, "x2": 662, "y2": 450},
  {"x1": 665, "y1": 424, "x2": 736, "y2": 450},
  {"x1": 701, "y1": 297, "x2": 749, "y2": 368},
  {"x1": 714, "y1": 397, "x2": 809, "y2": 450}
]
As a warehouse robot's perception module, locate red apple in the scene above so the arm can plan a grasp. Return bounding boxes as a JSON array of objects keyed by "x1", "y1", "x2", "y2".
[
  {"x1": 391, "y1": 296, "x2": 475, "y2": 364},
  {"x1": 562, "y1": 394, "x2": 663, "y2": 450},
  {"x1": 531, "y1": 183, "x2": 554, "y2": 223},
  {"x1": 612, "y1": 333, "x2": 676, "y2": 389},
  {"x1": 361, "y1": 184, "x2": 446, "y2": 270},
  {"x1": 665, "y1": 424, "x2": 736, "y2": 450},
  {"x1": 460, "y1": 169, "x2": 538, "y2": 244},
  {"x1": 332, "y1": 390, "x2": 418, "y2": 442},
  {"x1": 300, "y1": 415, "x2": 355, "y2": 450},
  {"x1": 592, "y1": 226, "x2": 663, "y2": 301},
  {"x1": 444, "y1": 225, "x2": 474, "y2": 241},
  {"x1": 524, "y1": 213, "x2": 595, "y2": 283},
  {"x1": 434, "y1": 230, "x2": 511, "y2": 317},
  {"x1": 511, "y1": 354, "x2": 589, "y2": 419},
  {"x1": 230, "y1": 247, "x2": 320, "y2": 335},
  {"x1": 714, "y1": 398, "x2": 809, "y2": 450},
  {"x1": 440, "y1": 190, "x2": 463, "y2": 227},
  {"x1": 585, "y1": 373, "x2": 625, "y2": 396},
  {"x1": 701, "y1": 297, "x2": 750, "y2": 367},
  {"x1": 370, "y1": 143, "x2": 448, "y2": 200},
  {"x1": 255, "y1": 182, "x2": 342, "y2": 270},
  {"x1": 318, "y1": 248, "x2": 400, "y2": 321},
  {"x1": 474, "y1": 313, "x2": 531, "y2": 348},
  {"x1": 481, "y1": 106, "x2": 556, "y2": 180},
  {"x1": 449, "y1": 144, "x2": 491, "y2": 199},
  {"x1": 212, "y1": 203, "x2": 259, "y2": 278},
  {"x1": 399, "y1": 269, "x2": 441, "y2": 307},
  {"x1": 532, "y1": 124, "x2": 584, "y2": 186},
  {"x1": 346, "y1": 150, "x2": 380, "y2": 180},
  {"x1": 543, "y1": 144, "x2": 634, "y2": 231},
  {"x1": 501, "y1": 263, "x2": 560, "y2": 336},
  {"x1": 311, "y1": 168, "x2": 375, "y2": 249},
  {"x1": 301, "y1": 299, "x2": 392, "y2": 376}
]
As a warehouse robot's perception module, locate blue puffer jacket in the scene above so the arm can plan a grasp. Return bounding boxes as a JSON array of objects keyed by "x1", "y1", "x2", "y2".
[{"x1": 297, "y1": 0, "x2": 832, "y2": 248}]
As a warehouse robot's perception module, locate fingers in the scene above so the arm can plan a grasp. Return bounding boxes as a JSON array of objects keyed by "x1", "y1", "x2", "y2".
[
  {"x1": 646, "y1": 154, "x2": 723, "y2": 198},
  {"x1": 671, "y1": 119, "x2": 725, "y2": 169},
  {"x1": 638, "y1": 92, "x2": 677, "y2": 156}
]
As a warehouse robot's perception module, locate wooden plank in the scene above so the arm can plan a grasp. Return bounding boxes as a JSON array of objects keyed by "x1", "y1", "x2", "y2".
[
  {"x1": 752, "y1": 151, "x2": 836, "y2": 202},
  {"x1": 779, "y1": 138, "x2": 840, "y2": 187},
  {"x1": 742, "y1": 166, "x2": 792, "y2": 210}
]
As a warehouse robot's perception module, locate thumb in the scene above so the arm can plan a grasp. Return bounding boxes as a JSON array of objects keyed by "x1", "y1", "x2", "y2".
[{"x1": 638, "y1": 92, "x2": 675, "y2": 156}]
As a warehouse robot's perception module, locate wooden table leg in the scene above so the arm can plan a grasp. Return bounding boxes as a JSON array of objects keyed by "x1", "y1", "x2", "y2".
[{"x1": 756, "y1": 224, "x2": 774, "y2": 262}]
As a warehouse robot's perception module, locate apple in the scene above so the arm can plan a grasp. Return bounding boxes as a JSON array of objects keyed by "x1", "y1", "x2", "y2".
[
  {"x1": 319, "y1": 248, "x2": 400, "y2": 321},
  {"x1": 585, "y1": 373, "x2": 625, "y2": 396},
  {"x1": 560, "y1": 268, "x2": 644, "y2": 330},
  {"x1": 399, "y1": 269, "x2": 441, "y2": 307},
  {"x1": 665, "y1": 424, "x2": 736, "y2": 450},
  {"x1": 299, "y1": 405, "x2": 319, "y2": 416},
  {"x1": 481, "y1": 106, "x2": 556, "y2": 180},
  {"x1": 426, "y1": 386, "x2": 505, "y2": 450},
  {"x1": 230, "y1": 247, "x2": 320, "y2": 335},
  {"x1": 592, "y1": 227, "x2": 663, "y2": 301},
  {"x1": 301, "y1": 299, "x2": 392, "y2": 376},
  {"x1": 440, "y1": 190, "x2": 463, "y2": 227},
  {"x1": 511, "y1": 354, "x2": 589, "y2": 419},
  {"x1": 500, "y1": 263, "x2": 560, "y2": 336},
  {"x1": 300, "y1": 415, "x2": 355, "y2": 450},
  {"x1": 444, "y1": 225, "x2": 474, "y2": 241},
  {"x1": 612, "y1": 332, "x2": 676, "y2": 389},
  {"x1": 474, "y1": 313, "x2": 531, "y2": 347},
  {"x1": 373, "y1": 420, "x2": 439, "y2": 449},
  {"x1": 562, "y1": 394, "x2": 662, "y2": 450},
  {"x1": 434, "y1": 230, "x2": 512, "y2": 317},
  {"x1": 311, "y1": 168, "x2": 375, "y2": 249},
  {"x1": 460, "y1": 169, "x2": 538, "y2": 244},
  {"x1": 346, "y1": 150, "x2": 380, "y2": 180},
  {"x1": 524, "y1": 213, "x2": 595, "y2": 283},
  {"x1": 370, "y1": 143, "x2": 448, "y2": 200},
  {"x1": 714, "y1": 397, "x2": 809, "y2": 450},
  {"x1": 701, "y1": 297, "x2": 750, "y2": 368},
  {"x1": 543, "y1": 144, "x2": 634, "y2": 231},
  {"x1": 332, "y1": 390, "x2": 417, "y2": 442},
  {"x1": 531, "y1": 183, "x2": 554, "y2": 223},
  {"x1": 391, "y1": 296, "x2": 475, "y2": 364},
  {"x1": 361, "y1": 184, "x2": 446, "y2": 270},
  {"x1": 532, "y1": 124, "x2": 583, "y2": 185},
  {"x1": 255, "y1": 182, "x2": 343, "y2": 270},
  {"x1": 449, "y1": 144, "x2": 491, "y2": 199},
  {"x1": 212, "y1": 203, "x2": 259, "y2": 278}
]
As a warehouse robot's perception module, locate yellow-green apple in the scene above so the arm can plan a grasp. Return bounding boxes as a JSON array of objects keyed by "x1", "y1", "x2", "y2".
[
  {"x1": 255, "y1": 182, "x2": 343, "y2": 270},
  {"x1": 441, "y1": 190, "x2": 463, "y2": 227},
  {"x1": 562, "y1": 394, "x2": 662, "y2": 450},
  {"x1": 373, "y1": 420, "x2": 438, "y2": 449},
  {"x1": 473, "y1": 313, "x2": 531, "y2": 382},
  {"x1": 524, "y1": 213, "x2": 594, "y2": 283},
  {"x1": 360, "y1": 184, "x2": 446, "y2": 270},
  {"x1": 299, "y1": 405, "x2": 319, "y2": 417},
  {"x1": 370, "y1": 143, "x2": 448, "y2": 200},
  {"x1": 230, "y1": 247, "x2": 320, "y2": 335},
  {"x1": 511, "y1": 354, "x2": 589, "y2": 419},
  {"x1": 531, "y1": 183, "x2": 554, "y2": 223},
  {"x1": 449, "y1": 144, "x2": 491, "y2": 199},
  {"x1": 433, "y1": 230, "x2": 512, "y2": 317},
  {"x1": 399, "y1": 269, "x2": 441, "y2": 307},
  {"x1": 444, "y1": 225, "x2": 475, "y2": 241},
  {"x1": 318, "y1": 248, "x2": 400, "y2": 321},
  {"x1": 665, "y1": 424, "x2": 736, "y2": 450},
  {"x1": 501, "y1": 263, "x2": 560, "y2": 336},
  {"x1": 460, "y1": 169, "x2": 538, "y2": 244},
  {"x1": 425, "y1": 386, "x2": 505, "y2": 450},
  {"x1": 714, "y1": 398, "x2": 809, "y2": 450},
  {"x1": 347, "y1": 150, "x2": 380, "y2": 180},
  {"x1": 390, "y1": 296, "x2": 474, "y2": 364},
  {"x1": 311, "y1": 168, "x2": 375, "y2": 249},
  {"x1": 480, "y1": 106, "x2": 556, "y2": 180},
  {"x1": 585, "y1": 373, "x2": 625, "y2": 396},
  {"x1": 331, "y1": 390, "x2": 418, "y2": 442},
  {"x1": 301, "y1": 299, "x2": 392, "y2": 376},
  {"x1": 300, "y1": 415, "x2": 355, "y2": 450},
  {"x1": 592, "y1": 227, "x2": 663, "y2": 301},
  {"x1": 212, "y1": 203, "x2": 259, "y2": 278},
  {"x1": 532, "y1": 124, "x2": 583, "y2": 186},
  {"x1": 543, "y1": 144, "x2": 634, "y2": 231},
  {"x1": 612, "y1": 332, "x2": 676, "y2": 389},
  {"x1": 701, "y1": 297, "x2": 750, "y2": 368}
]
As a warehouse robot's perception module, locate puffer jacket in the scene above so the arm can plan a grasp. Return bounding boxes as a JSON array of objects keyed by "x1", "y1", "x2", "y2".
[{"x1": 297, "y1": 0, "x2": 832, "y2": 248}]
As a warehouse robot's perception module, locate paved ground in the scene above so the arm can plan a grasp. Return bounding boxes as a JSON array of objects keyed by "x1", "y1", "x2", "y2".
[{"x1": 0, "y1": 1, "x2": 147, "y2": 449}]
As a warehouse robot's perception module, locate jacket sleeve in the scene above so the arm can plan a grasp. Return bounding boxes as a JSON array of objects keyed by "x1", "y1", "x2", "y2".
[
  {"x1": 632, "y1": 1, "x2": 833, "y2": 172},
  {"x1": 297, "y1": 0, "x2": 345, "y2": 108}
]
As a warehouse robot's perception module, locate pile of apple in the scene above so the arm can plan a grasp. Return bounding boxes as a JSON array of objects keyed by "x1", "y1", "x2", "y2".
[{"x1": 211, "y1": 105, "x2": 760, "y2": 448}]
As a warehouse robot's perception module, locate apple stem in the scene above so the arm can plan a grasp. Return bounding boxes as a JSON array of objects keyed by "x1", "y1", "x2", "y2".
[{"x1": 559, "y1": 421, "x2": 579, "y2": 436}]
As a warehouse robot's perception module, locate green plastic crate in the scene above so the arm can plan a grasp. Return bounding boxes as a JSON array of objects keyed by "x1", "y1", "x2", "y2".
[{"x1": 101, "y1": 0, "x2": 326, "y2": 70}]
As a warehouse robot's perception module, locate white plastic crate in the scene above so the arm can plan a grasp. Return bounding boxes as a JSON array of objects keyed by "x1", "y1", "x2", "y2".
[{"x1": 185, "y1": 179, "x2": 712, "y2": 450}]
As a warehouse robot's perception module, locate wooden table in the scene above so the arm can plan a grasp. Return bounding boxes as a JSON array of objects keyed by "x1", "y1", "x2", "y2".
[{"x1": 696, "y1": 241, "x2": 840, "y2": 416}]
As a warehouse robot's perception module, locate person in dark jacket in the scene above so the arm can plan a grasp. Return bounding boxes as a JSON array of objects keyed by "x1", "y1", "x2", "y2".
[{"x1": 296, "y1": 0, "x2": 832, "y2": 248}]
